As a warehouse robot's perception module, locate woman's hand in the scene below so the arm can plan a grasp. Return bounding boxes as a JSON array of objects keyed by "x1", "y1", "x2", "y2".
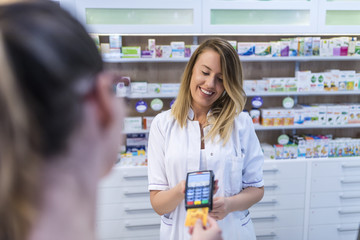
[
  {"x1": 209, "y1": 197, "x2": 230, "y2": 220},
  {"x1": 149, "y1": 180, "x2": 186, "y2": 215},
  {"x1": 213, "y1": 179, "x2": 219, "y2": 195},
  {"x1": 177, "y1": 180, "x2": 186, "y2": 195},
  {"x1": 189, "y1": 216, "x2": 223, "y2": 240}
]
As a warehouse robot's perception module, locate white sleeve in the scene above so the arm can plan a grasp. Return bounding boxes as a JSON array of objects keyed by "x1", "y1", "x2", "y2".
[
  {"x1": 240, "y1": 114, "x2": 264, "y2": 188},
  {"x1": 147, "y1": 114, "x2": 169, "y2": 191}
]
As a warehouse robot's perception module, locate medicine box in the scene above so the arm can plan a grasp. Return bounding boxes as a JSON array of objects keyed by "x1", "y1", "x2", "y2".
[
  {"x1": 160, "y1": 83, "x2": 180, "y2": 94},
  {"x1": 131, "y1": 82, "x2": 147, "y2": 93},
  {"x1": 256, "y1": 79, "x2": 269, "y2": 92},
  {"x1": 244, "y1": 80, "x2": 257, "y2": 93},
  {"x1": 238, "y1": 42, "x2": 255, "y2": 56},
  {"x1": 295, "y1": 71, "x2": 311, "y2": 92},
  {"x1": 254, "y1": 42, "x2": 271, "y2": 57},
  {"x1": 289, "y1": 38, "x2": 298, "y2": 56},
  {"x1": 171, "y1": 41, "x2": 185, "y2": 58},
  {"x1": 268, "y1": 78, "x2": 284, "y2": 92},
  {"x1": 124, "y1": 117, "x2": 142, "y2": 131},
  {"x1": 143, "y1": 116, "x2": 155, "y2": 130},
  {"x1": 271, "y1": 41, "x2": 280, "y2": 57},
  {"x1": 155, "y1": 45, "x2": 172, "y2": 58},
  {"x1": 122, "y1": 46, "x2": 141, "y2": 58}
]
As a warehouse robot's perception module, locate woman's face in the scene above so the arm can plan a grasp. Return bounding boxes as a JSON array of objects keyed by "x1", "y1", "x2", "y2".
[{"x1": 190, "y1": 49, "x2": 224, "y2": 112}]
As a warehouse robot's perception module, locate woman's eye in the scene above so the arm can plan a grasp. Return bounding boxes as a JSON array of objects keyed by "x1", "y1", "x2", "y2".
[
  {"x1": 218, "y1": 78, "x2": 223, "y2": 82},
  {"x1": 202, "y1": 71, "x2": 210, "y2": 76}
]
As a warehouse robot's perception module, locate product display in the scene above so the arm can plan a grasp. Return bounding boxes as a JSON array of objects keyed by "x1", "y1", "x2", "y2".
[
  {"x1": 150, "y1": 98, "x2": 163, "y2": 111},
  {"x1": 135, "y1": 100, "x2": 148, "y2": 113}
]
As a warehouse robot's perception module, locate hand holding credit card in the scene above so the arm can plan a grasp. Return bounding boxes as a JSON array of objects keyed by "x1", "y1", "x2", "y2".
[{"x1": 184, "y1": 170, "x2": 215, "y2": 227}]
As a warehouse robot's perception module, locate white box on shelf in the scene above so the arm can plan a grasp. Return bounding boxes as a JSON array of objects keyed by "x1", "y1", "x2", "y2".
[
  {"x1": 147, "y1": 83, "x2": 161, "y2": 94},
  {"x1": 238, "y1": 42, "x2": 255, "y2": 56},
  {"x1": 160, "y1": 83, "x2": 180, "y2": 94},
  {"x1": 296, "y1": 71, "x2": 311, "y2": 92},
  {"x1": 254, "y1": 42, "x2": 271, "y2": 57},
  {"x1": 143, "y1": 116, "x2": 155, "y2": 130},
  {"x1": 256, "y1": 79, "x2": 269, "y2": 92},
  {"x1": 131, "y1": 82, "x2": 148, "y2": 93},
  {"x1": 170, "y1": 41, "x2": 185, "y2": 58},
  {"x1": 124, "y1": 117, "x2": 142, "y2": 131},
  {"x1": 244, "y1": 80, "x2": 257, "y2": 93}
]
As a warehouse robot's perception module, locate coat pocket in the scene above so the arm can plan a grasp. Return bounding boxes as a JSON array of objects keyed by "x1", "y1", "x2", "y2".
[
  {"x1": 160, "y1": 214, "x2": 173, "y2": 240},
  {"x1": 224, "y1": 155, "x2": 244, "y2": 196}
]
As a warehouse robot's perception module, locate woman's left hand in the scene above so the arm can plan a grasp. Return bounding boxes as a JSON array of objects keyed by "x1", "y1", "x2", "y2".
[{"x1": 209, "y1": 197, "x2": 230, "y2": 220}]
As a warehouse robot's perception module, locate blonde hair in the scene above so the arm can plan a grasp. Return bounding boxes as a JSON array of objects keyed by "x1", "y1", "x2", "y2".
[
  {"x1": 0, "y1": 32, "x2": 40, "y2": 240},
  {"x1": 171, "y1": 38, "x2": 246, "y2": 144}
]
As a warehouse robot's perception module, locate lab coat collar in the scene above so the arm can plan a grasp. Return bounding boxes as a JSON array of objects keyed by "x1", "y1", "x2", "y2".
[{"x1": 187, "y1": 107, "x2": 212, "y2": 121}]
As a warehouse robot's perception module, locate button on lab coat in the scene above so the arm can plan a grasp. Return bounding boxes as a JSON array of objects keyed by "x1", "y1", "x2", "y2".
[{"x1": 148, "y1": 109, "x2": 264, "y2": 240}]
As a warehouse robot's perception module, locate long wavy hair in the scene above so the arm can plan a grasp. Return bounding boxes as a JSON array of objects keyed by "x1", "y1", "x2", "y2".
[{"x1": 171, "y1": 38, "x2": 246, "y2": 144}]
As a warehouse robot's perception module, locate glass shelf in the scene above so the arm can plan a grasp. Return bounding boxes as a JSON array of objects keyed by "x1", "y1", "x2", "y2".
[
  {"x1": 104, "y1": 56, "x2": 360, "y2": 63},
  {"x1": 124, "y1": 90, "x2": 360, "y2": 99},
  {"x1": 122, "y1": 123, "x2": 360, "y2": 134},
  {"x1": 254, "y1": 123, "x2": 360, "y2": 130}
]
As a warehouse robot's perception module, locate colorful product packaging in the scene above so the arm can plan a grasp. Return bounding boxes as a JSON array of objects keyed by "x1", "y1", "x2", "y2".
[
  {"x1": 289, "y1": 38, "x2": 298, "y2": 56},
  {"x1": 271, "y1": 41, "x2": 280, "y2": 57},
  {"x1": 238, "y1": 42, "x2": 255, "y2": 56},
  {"x1": 312, "y1": 37, "x2": 321, "y2": 56},
  {"x1": 170, "y1": 41, "x2": 185, "y2": 58},
  {"x1": 255, "y1": 42, "x2": 271, "y2": 57},
  {"x1": 122, "y1": 46, "x2": 141, "y2": 58},
  {"x1": 304, "y1": 37, "x2": 313, "y2": 56},
  {"x1": 280, "y1": 40, "x2": 290, "y2": 57}
]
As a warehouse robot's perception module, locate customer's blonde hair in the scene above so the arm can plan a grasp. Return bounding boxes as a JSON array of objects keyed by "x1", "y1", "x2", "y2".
[
  {"x1": 0, "y1": 1, "x2": 103, "y2": 239},
  {"x1": 0, "y1": 31, "x2": 40, "y2": 240},
  {"x1": 171, "y1": 38, "x2": 246, "y2": 145}
]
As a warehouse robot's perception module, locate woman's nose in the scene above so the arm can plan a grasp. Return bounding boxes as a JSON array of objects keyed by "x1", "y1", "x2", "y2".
[{"x1": 205, "y1": 75, "x2": 216, "y2": 88}]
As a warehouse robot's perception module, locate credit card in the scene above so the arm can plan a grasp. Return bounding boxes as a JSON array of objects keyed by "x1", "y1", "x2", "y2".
[{"x1": 184, "y1": 207, "x2": 209, "y2": 227}]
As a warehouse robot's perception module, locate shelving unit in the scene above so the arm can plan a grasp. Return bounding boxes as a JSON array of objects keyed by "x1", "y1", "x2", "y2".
[
  {"x1": 123, "y1": 123, "x2": 360, "y2": 135},
  {"x1": 125, "y1": 90, "x2": 360, "y2": 99},
  {"x1": 105, "y1": 56, "x2": 360, "y2": 63}
]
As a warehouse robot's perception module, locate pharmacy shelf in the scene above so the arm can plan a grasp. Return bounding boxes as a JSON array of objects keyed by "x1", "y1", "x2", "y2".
[
  {"x1": 127, "y1": 93, "x2": 177, "y2": 99},
  {"x1": 247, "y1": 91, "x2": 360, "y2": 97},
  {"x1": 104, "y1": 56, "x2": 360, "y2": 63},
  {"x1": 254, "y1": 123, "x2": 360, "y2": 131},
  {"x1": 123, "y1": 124, "x2": 360, "y2": 134},
  {"x1": 125, "y1": 90, "x2": 360, "y2": 99},
  {"x1": 123, "y1": 129, "x2": 149, "y2": 134},
  {"x1": 264, "y1": 156, "x2": 360, "y2": 163},
  {"x1": 104, "y1": 57, "x2": 189, "y2": 63}
]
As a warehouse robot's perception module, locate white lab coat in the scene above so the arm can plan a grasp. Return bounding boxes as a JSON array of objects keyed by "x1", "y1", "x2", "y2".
[{"x1": 148, "y1": 108, "x2": 264, "y2": 240}]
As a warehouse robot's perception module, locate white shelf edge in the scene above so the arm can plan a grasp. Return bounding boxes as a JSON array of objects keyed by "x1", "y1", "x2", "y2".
[
  {"x1": 104, "y1": 56, "x2": 360, "y2": 63},
  {"x1": 123, "y1": 129, "x2": 150, "y2": 134},
  {"x1": 254, "y1": 123, "x2": 360, "y2": 131},
  {"x1": 124, "y1": 90, "x2": 360, "y2": 99},
  {"x1": 126, "y1": 93, "x2": 177, "y2": 99},
  {"x1": 246, "y1": 91, "x2": 360, "y2": 96},
  {"x1": 122, "y1": 124, "x2": 360, "y2": 133},
  {"x1": 104, "y1": 57, "x2": 189, "y2": 63},
  {"x1": 264, "y1": 156, "x2": 360, "y2": 163},
  {"x1": 112, "y1": 157, "x2": 360, "y2": 169}
]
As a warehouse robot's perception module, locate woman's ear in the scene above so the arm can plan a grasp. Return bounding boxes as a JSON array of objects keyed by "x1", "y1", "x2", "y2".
[{"x1": 92, "y1": 72, "x2": 114, "y2": 129}]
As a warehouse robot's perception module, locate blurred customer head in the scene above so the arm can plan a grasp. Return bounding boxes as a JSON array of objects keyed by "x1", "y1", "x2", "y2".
[{"x1": 0, "y1": 1, "x2": 124, "y2": 239}]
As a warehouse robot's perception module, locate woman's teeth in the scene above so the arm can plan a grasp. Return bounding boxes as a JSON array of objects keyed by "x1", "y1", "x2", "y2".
[{"x1": 200, "y1": 88, "x2": 213, "y2": 95}]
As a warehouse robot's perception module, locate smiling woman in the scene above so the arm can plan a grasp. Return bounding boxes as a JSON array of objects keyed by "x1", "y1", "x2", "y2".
[
  {"x1": 147, "y1": 38, "x2": 265, "y2": 240},
  {"x1": 189, "y1": 49, "x2": 225, "y2": 123}
]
